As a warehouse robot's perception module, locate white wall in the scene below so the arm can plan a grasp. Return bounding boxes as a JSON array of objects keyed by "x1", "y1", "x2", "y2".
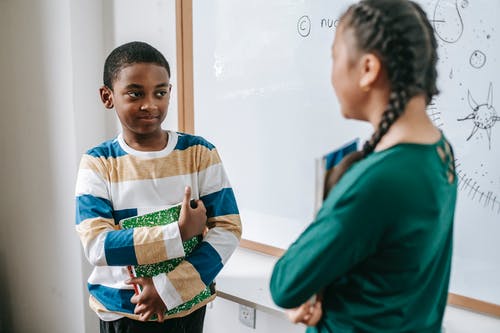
[
  {"x1": 204, "y1": 297, "x2": 304, "y2": 333},
  {"x1": 443, "y1": 306, "x2": 500, "y2": 333},
  {"x1": 69, "y1": 1, "x2": 110, "y2": 332},
  {"x1": 204, "y1": 298, "x2": 500, "y2": 333},
  {"x1": 0, "y1": 1, "x2": 177, "y2": 332},
  {"x1": 0, "y1": 0, "x2": 87, "y2": 332}
]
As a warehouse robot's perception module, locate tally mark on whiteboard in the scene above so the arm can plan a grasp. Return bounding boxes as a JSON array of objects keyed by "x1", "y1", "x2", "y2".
[{"x1": 455, "y1": 159, "x2": 500, "y2": 214}]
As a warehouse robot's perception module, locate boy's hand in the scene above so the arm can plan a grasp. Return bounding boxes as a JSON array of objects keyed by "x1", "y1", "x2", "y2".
[
  {"x1": 178, "y1": 186, "x2": 207, "y2": 241},
  {"x1": 285, "y1": 298, "x2": 322, "y2": 326},
  {"x1": 127, "y1": 277, "x2": 167, "y2": 322}
]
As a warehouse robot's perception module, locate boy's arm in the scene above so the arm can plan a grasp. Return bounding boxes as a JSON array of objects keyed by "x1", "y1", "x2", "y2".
[
  {"x1": 152, "y1": 148, "x2": 242, "y2": 310},
  {"x1": 75, "y1": 154, "x2": 186, "y2": 266}
]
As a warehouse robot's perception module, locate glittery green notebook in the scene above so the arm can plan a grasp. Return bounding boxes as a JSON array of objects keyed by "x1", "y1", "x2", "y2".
[{"x1": 120, "y1": 204, "x2": 212, "y2": 317}]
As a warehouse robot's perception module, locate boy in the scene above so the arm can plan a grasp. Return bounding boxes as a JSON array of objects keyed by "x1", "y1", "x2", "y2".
[{"x1": 75, "y1": 41, "x2": 242, "y2": 332}]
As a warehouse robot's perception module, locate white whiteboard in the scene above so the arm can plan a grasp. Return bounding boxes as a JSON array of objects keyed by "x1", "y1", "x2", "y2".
[{"x1": 192, "y1": 0, "x2": 500, "y2": 307}]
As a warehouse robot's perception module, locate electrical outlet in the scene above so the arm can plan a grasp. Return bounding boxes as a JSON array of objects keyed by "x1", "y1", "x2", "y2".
[{"x1": 238, "y1": 304, "x2": 256, "y2": 328}]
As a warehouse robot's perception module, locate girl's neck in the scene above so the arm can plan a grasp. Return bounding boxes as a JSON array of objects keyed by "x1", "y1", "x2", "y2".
[{"x1": 374, "y1": 95, "x2": 441, "y2": 152}]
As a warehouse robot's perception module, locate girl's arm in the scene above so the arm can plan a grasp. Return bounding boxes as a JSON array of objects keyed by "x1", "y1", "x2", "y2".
[{"x1": 270, "y1": 176, "x2": 386, "y2": 308}]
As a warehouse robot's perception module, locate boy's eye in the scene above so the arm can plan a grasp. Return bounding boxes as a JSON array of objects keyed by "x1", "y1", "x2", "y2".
[
  {"x1": 127, "y1": 91, "x2": 143, "y2": 98},
  {"x1": 156, "y1": 90, "x2": 168, "y2": 97}
]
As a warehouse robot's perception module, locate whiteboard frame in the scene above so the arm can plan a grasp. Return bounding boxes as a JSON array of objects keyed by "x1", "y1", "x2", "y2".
[
  {"x1": 175, "y1": 0, "x2": 500, "y2": 318},
  {"x1": 176, "y1": 0, "x2": 195, "y2": 134}
]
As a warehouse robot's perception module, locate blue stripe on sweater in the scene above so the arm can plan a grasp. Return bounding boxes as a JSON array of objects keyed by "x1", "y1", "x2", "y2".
[
  {"x1": 174, "y1": 133, "x2": 215, "y2": 151},
  {"x1": 113, "y1": 208, "x2": 138, "y2": 225},
  {"x1": 186, "y1": 242, "x2": 223, "y2": 286},
  {"x1": 201, "y1": 188, "x2": 239, "y2": 218},
  {"x1": 87, "y1": 138, "x2": 127, "y2": 159},
  {"x1": 76, "y1": 194, "x2": 113, "y2": 224},
  {"x1": 88, "y1": 283, "x2": 135, "y2": 313},
  {"x1": 104, "y1": 229, "x2": 138, "y2": 266}
]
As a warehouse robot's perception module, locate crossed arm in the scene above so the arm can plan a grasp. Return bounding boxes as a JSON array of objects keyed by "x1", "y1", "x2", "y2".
[{"x1": 75, "y1": 149, "x2": 241, "y2": 321}]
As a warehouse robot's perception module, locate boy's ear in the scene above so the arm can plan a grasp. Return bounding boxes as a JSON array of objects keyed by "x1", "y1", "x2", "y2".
[
  {"x1": 99, "y1": 86, "x2": 114, "y2": 109},
  {"x1": 358, "y1": 53, "x2": 382, "y2": 92}
]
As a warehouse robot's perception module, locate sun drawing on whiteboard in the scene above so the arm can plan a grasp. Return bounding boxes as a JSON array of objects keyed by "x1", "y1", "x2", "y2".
[{"x1": 457, "y1": 83, "x2": 500, "y2": 149}]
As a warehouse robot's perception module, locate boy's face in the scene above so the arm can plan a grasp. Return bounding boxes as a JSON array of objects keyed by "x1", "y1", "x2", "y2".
[{"x1": 100, "y1": 62, "x2": 171, "y2": 141}]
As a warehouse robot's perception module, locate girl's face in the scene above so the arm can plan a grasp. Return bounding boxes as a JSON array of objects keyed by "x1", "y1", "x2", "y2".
[{"x1": 330, "y1": 25, "x2": 366, "y2": 120}]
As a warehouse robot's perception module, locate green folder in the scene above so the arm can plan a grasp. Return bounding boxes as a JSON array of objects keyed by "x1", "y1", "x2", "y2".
[{"x1": 120, "y1": 204, "x2": 212, "y2": 317}]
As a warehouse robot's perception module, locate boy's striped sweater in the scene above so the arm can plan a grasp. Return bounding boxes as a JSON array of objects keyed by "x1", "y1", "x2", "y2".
[{"x1": 75, "y1": 131, "x2": 241, "y2": 321}]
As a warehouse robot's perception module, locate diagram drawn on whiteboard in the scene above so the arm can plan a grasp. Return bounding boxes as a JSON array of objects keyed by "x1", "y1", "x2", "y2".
[
  {"x1": 432, "y1": 0, "x2": 465, "y2": 44},
  {"x1": 457, "y1": 83, "x2": 500, "y2": 150},
  {"x1": 455, "y1": 159, "x2": 500, "y2": 214},
  {"x1": 470, "y1": 50, "x2": 487, "y2": 69},
  {"x1": 426, "y1": 97, "x2": 444, "y2": 128},
  {"x1": 297, "y1": 15, "x2": 311, "y2": 37}
]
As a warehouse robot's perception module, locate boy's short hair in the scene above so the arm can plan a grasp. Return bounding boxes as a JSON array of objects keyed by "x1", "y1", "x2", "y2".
[{"x1": 103, "y1": 41, "x2": 171, "y2": 89}]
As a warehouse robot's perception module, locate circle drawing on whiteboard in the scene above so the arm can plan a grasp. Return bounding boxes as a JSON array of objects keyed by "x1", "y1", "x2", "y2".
[
  {"x1": 460, "y1": 0, "x2": 469, "y2": 9},
  {"x1": 432, "y1": 0, "x2": 464, "y2": 43},
  {"x1": 457, "y1": 83, "x2": 500, "y2": 150},
  {"x1": 297, "y1": 15, "x2": 311, "y2": 37},
  {"x1": 470, "y1": 50, "x2": 486, "y2": 69}
]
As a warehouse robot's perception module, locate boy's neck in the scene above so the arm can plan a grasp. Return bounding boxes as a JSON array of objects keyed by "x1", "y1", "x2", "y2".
[{"x1": 123, "y1": 130, "x2": 169, "y2": 151}]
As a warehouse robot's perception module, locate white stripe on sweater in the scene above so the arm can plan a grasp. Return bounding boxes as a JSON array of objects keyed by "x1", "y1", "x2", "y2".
[
  {"x1": 153, "y1": 273, "x2": 184, "y2": 310},
  {"x1": 204, "y1": 227, "x2": 240, "y2": 264}
]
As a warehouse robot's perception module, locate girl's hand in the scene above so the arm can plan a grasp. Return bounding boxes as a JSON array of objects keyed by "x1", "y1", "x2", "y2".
[
  {"x1": 285, "y1": 298, "x2": 322, "y2": 326},
  {"x1": 127, "y1": 277, "x2": 167, "y2": 322},
  {"x1": 178, "y1": 186, "x2": 207, "y2": 241}
]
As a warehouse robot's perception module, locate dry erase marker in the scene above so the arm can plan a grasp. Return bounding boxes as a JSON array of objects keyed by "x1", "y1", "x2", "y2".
[
  {"x1": 127, "y1": 265, "x2": 140, "y2": 295},
  {"x1": 190, "y1": 199, "x2": 197, "y2": 208}
]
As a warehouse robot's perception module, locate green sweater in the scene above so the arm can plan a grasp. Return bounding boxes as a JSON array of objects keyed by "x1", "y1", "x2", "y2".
[{"x1": 270, "y1": 137, "x2": 457, "y2": 333}]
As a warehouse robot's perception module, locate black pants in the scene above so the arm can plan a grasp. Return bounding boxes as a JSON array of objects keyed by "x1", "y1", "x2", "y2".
[{"x1": 100, "y1": 306, "x2": 206, "y2": 333}]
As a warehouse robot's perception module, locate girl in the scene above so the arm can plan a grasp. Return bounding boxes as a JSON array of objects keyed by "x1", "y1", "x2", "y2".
[{"x1": 270, "y1": 1, "x2": 457, "y2": 332}]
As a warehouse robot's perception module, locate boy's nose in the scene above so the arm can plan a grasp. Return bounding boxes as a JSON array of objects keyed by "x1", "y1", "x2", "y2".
[{"x1": 140, "y1": 102, "x2": 158, "y2": 112}]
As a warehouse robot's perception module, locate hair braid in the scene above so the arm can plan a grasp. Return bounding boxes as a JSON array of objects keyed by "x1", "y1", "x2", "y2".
[
  {"x1": 349, "y1": 1, "x2": 416, "y2": 155},
  {"x1": 363, "y1": 12, "x2": 415, "y2": 154},
  {"x1": 363, "y1": 90, "x2": 408, "y2": 155},
  {"x1": 349, "y1": 3, "x2": 386, "y2": 52},
  {"x1": 324, "y1": 0, "x2": 438, "y2": 194},
  {"x1": 410, "y1": 1, "x2": 439, "y2": 103}
]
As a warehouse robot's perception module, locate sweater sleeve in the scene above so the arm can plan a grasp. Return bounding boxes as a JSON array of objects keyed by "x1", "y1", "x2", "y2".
[
  {"x1": 269, "y1": 174, "x2": 388, "y2": 309},
  {"x1": 153, "y1": 146, "x2": 242, "y2": 309},
  {"x1": 75, "y1": 154, "x2": 185, "y2": 267}
]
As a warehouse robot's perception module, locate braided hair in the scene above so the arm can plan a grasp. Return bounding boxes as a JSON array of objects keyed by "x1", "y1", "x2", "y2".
[{"x1": 324, "y1": 0, "x2": 439, "y2": 195}]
